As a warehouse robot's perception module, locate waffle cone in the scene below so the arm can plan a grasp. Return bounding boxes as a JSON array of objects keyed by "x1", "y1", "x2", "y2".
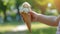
[{"x1": 20, "y1": 12, "x2": 31, "y2": 32}]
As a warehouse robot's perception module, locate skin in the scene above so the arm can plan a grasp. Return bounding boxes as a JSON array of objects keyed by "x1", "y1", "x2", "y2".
[{"x1": 29, "y1": 11, "x2": 60, "y2": 26}]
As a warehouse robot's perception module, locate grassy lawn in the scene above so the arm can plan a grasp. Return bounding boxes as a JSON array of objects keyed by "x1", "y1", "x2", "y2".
[{"x1": 0, "y1": 22, "x2": 57, "y2": 34}]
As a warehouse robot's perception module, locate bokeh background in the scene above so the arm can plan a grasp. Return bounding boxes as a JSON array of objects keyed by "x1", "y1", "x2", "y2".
[{"x1": 0, "y1": 0, "x2": 60, "y2": 34}]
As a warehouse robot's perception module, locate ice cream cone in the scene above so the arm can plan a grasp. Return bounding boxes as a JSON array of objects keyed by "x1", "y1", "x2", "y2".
[
  {"x1": 20, "y1": 12, "x2": 31, "y2": 32},
  {"x1": 20, "y1": 2, "x2": 32, "y2": 32}
]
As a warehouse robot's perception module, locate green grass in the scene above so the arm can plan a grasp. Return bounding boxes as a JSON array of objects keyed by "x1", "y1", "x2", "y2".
[
  {"x1": 0, "y1": 22, "x2": 57, "y2": 34},
  {"x1": 31, "y1": 22, "x2": 57, "y2": 34}
]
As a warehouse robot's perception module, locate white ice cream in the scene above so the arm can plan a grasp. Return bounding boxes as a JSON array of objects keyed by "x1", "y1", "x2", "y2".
[{"x1": 20, "y1": 2, "x2": 31, "y2": 13}]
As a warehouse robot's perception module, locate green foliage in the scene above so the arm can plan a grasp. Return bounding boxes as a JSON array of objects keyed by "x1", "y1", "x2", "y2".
[
  {"x1": 15, "y1": 0, "x2": 26, "y2": 5},
  {"x1": 45, "y1": 10, "x2": 59, "y2": 16},
  {"x1": 33, "y1": 9, "x2": 41, "y2": 14}
]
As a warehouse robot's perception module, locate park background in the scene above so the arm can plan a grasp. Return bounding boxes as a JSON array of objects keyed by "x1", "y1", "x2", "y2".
[{"x1": 0, "y1": 0, "x2": 60, "y2": 34}]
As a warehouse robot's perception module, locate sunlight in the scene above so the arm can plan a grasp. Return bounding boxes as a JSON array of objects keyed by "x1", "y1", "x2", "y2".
[
  {"x1": 48, "y1": 3, "x2": 52, "y2": 7},
  {"x1": 12, "y1": 24, "x2": 28, "y2": 32}
]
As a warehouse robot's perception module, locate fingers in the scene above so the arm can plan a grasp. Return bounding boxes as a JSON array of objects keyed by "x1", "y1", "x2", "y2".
[
  {"x1": 29, "y1": 11, "x2": 34, "y2": 15},
  {"x1": 29, "y1": 11, "x2": 38, "y2": 22}
]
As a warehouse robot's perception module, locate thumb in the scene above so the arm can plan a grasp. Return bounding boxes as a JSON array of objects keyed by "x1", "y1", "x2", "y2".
[{"x1": 29, "y1": 11, "x2": 36, "y2": 16}]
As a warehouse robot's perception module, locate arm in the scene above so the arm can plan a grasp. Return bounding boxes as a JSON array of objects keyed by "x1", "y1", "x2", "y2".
[
  {"x1": 37, "y1": 14, "x2": 60, "y2": 26},
  {"x1": 30, "y1": 11, "x2": 60, "y2": 26}
]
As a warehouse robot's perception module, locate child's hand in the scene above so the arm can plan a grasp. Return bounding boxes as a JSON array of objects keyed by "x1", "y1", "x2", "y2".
[{"x1": 29, "y1": 11, "x2": 39, "y2": 22}]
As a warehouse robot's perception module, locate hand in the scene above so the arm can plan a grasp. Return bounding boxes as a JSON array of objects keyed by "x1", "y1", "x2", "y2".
[{"x1": 29, "y1": 11, "x2": 39, "y2": 22}]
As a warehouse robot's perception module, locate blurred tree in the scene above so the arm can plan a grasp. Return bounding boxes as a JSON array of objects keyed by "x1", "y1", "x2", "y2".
[
  {"x1": 0, "y1": 0, "x2": 14, "y2": 22},
  {"x1": 15, "y1": 0, "x2": 30, "y2": 14},
  {"x1": 32, "y1": 0, "x2": 48, "y2": 14},
  {"x1": 15, "y1": 0, "x2": 26, "y2": 21},
  {"x1": 0, "y1": 0, "x2": 8, "y2": 22},
  {"x1": 31, "y1": 0, "x2": 55, "y2": 14}
]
